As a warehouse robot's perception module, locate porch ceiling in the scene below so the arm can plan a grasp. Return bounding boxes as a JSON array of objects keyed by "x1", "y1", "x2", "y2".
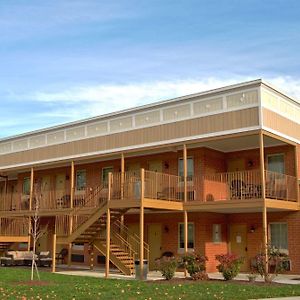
[{"x1": 195, "y1": 135, "x2": 285, "y2": 153}]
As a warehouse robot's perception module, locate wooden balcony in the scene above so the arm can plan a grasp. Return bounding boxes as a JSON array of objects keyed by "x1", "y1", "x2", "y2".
[
  {"x1": 0, "y1": 169, "x2": 298, "y2": 215},
  {"x1": 202, "y1": 170, "x2": 297, "y2": 202}
]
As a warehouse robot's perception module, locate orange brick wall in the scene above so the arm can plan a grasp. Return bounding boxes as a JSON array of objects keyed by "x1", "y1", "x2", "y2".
[{"x1": 124, "y1": 210, "x2": 300, "y2": 274}]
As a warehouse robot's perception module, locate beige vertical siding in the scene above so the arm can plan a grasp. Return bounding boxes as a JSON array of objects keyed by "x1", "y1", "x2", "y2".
[
  {"x1": 263, "y1": 108, "x2": 300, "y2": 141},
  {"x1": 0, "y1": 108, "x2": 259, "y2": 168}
]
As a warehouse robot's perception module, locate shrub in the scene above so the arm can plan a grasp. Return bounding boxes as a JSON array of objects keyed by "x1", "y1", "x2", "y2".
[
  {"x1": 253, "y1": 246, "x2": 290, "y2": 283},
  {"x1": 155, "y1": 256, "x2": 177, "y2": 280},
  {"x1": 180, "y1": 253, "x2": 209, "y2": 280},
  {"x1": 215, "y1": 253, "x2": 244, "y2": 280}
]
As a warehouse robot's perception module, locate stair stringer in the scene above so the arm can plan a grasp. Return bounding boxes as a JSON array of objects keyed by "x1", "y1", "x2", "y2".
[
  {"x1": 57, "y1": 204, "x2": 107, "y2": 244},
  {"x1": 93, "y1": 239, "x2": 133, "y2": 276}
]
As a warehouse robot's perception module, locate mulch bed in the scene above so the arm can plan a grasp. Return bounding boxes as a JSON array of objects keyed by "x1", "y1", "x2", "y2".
[{"x1": 147, "y1": 277, "x2": 284, "y2": 286}]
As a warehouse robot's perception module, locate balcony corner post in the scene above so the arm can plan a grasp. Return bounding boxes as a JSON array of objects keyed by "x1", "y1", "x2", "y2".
[
  {"x1": 29, "y1": 167, "x2": 34, "y2": 211},
  {"x1": 183, "y1": 144, "x2": 188, "y2": 276},
  {"x1": 259, "y1": 132, "x2": 268, "y2": 275},
  {"x1": 294, "y1": 145, "x2": 299, "y2": 204},
  {"x1": 139, "y1": 168, "x2": 145, "y2": 280},
  {"x1": 105, "y1": 172, "x2": 112, "y2": 278},
  {"x1": 70, "y1": 161, "x2": 75, "y2": 209}
]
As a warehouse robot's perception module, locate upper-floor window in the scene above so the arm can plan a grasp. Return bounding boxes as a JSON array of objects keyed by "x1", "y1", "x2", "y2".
[
  {"x1": 270, "y1": 223, "x2": 288, "y2": 252},
  {"x1": 178, "y1": 157, "x2": 194, "y2": 180},
  {"x1": 76, "y1": 170, "x2": 86, "y2": 191},
  {"x1": 102, "y1": 167, "x2": 113, "y2": 186},
  {"x1": 267, "y1": 154, "x2": 284, "y2": 174},
  {"x1": 23, "y1": 177, "x2": 30, "y2": 195}
]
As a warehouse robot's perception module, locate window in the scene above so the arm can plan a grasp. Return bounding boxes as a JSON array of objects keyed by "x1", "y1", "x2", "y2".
[
  {"x1": 178, "y1": 158, "x2": 194, "y2": 180},
  {"x1": 267, "y1": 154, "x2": 284, "y2": 174},
  {"x1": 270, "y1": 223, "x2": 288, "y2": 252},
  {"x1": 72, "y1": 243, "x2": 84, "y2": 251},
  {"x1": 23, "y1": 177, "x2": 30, "y2": 195},
  {"x1": 178, "y1": 223, "x2": 194, "y2": 249},
  {"x1": 102, "y1": 167, "x2": 113, "y2": 186},
  {"x1": 212, "y1": 224, "x2": 222, "y2": 243},
  {"x1": 76, "y1": 170, "x2": 86, "y2": 191}
]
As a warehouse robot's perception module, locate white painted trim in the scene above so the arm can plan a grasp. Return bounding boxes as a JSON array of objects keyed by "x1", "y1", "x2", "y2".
[
  {"x1": 0, "y1": 126, "x2": 261, "y2": 171},
  {"x1": 0, "y1": 104, "x2": 259, "y2": 155},
  {"x1": 262, "y1": 126, "x2": 300, "y2": 144},
  {"x1": 0, "y1": 80, "x2": 263, "y2": 143}
]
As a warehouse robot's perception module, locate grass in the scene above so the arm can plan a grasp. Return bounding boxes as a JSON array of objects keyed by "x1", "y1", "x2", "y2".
[{"x1": 0, "y1": 268, "x2": 300, "y2": 299}]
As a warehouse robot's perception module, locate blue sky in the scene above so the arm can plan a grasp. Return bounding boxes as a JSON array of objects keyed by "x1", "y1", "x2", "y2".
[{"x1": 0, "y1": 0, "x2": 300, "y2": 137}]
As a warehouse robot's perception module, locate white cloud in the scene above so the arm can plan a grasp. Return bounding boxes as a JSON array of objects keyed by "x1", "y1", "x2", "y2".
[
  {"x1": 29, "y1": 76, "x2": 300, "y2": 119},
  {"x1": 2, "y1": 76, "x2": 299, "y2": 138},
  {"x1": 30, "y1": 78, "x2": 242, "y2": 117}
]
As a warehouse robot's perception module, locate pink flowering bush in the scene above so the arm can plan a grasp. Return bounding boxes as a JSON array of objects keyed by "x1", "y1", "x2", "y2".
[
  {"x1": 179, "y1": 253, "x2": 209, "y2": 280},
  {"x1": 215, "y1": 254, "x2": 244, "y2": 280}
]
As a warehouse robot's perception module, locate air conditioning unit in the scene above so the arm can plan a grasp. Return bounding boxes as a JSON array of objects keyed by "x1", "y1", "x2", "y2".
[{"x1": 282, "y1": 259, "x2": 292, "y2": 271}]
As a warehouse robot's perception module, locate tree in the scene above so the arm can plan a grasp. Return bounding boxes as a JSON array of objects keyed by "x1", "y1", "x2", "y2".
[{"x1": 30, "y1": 179, "x2": 48, "y2": 281}]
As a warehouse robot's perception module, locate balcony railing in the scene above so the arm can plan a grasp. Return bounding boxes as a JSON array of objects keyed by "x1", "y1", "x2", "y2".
[
  {"x1": 0, "y1": 169, "x2": 298, "y2": 213},
  {"x1": 0, "y1": 217, "x2": 29, "y2": 236},
  {"x1": 203, "y1": 170, "x2": 298, "y2": 202}
]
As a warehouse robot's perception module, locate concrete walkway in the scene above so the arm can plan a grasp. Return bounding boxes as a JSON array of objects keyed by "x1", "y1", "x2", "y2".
[{"x1": 55, "y1": 264, "x2": 300, "y2": 285}]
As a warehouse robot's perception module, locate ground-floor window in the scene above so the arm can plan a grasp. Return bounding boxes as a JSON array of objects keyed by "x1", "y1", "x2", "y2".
[
  {"x1": 178, "y1": 223, "x2": 194, "y2": 250},
  {"x1": 270, "y1": 223, "x2": 288, "y2": 252},
  {"x1": 212, "y1": 224, "x2": 222, "y2": 243}
]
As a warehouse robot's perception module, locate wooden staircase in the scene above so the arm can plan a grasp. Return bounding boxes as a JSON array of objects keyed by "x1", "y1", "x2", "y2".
[
  {"x1": 56, "y1": 183, "x2": 148, "y2": 275},
  {"x1": 94, "y1": 239, "x2": 135, "y2": 275}
]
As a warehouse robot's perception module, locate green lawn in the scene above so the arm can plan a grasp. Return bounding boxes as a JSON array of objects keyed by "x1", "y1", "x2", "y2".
[{"x1": 0, "y1": 268, "x2": 300, "y2": 300}]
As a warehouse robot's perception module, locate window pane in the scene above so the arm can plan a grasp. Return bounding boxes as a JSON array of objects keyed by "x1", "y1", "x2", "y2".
[
  {"x1": 178, "y1": 158, "x2": 194, "y2": 179},
  {"x1": 76, "y1": 170, "x2": 86, "y2": 190},
  {"x1": 268, "y1": 154, "x2": 284, "y2": 174},
  {"x1": 23, "y1": 178, "x2": 30, "y2": 195},
  {"x1": 270, "y1": 223, "x2": 288, "y2": 251},
  {"x1": 213, "y1": 224, "x2": 221, "y2": 243},
  {"x1": 102, "y1": 167, "x2": 113, "y2": 186},
  {"x1": 179, "y1": 223, "x2": 194, "y2": 249}
]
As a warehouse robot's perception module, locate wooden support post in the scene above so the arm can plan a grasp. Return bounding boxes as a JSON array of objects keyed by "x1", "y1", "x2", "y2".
[
  {"x1": 29, "y1": 167, "x2": 34, "y2": 211},
  {"x1": 68, "y1": 161, "x2": 75, "y2": 267},
  {"x1": 139, "y1": 168, "x2": 145, "y2": 280},
  {"x1": 183, "y1": 144, "x2": 188, "y2": 202},
  {"x1": 70, "y1": 161, "x2": 75, "y2": 209},
  {"x1": 294, "y1": 145, "x2": 299, "y2": 204},
  {"x1": 120, "y1": 153, "x2": 125, "y2": 236},
  {"x1": 52, "y1": 233, "x2": 57, "y2": 273},
  {"x1": 121, "y1": 153, "x2": 125, "y2": 200},
  {"x1": 259, "y1": 132, "x2": 268, "y2": 273},
  {"x1": 27, "y1": 216, "x2": 31, "y2": 251},
  {"x1": 183, "y1": 144, "x2": 188, "y2": 276},
  {"x1": 105, "y1": 172, "x2": 112, "y2": 278}
]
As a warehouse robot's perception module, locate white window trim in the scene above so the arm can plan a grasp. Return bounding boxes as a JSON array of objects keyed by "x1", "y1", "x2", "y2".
[
  {"x1": 212, "y1": 224, "x2": 222, "y2": 244},
  {"x1": 23, "y1": 177, "x2": 30, "y2": 195},
  {"x1": 269, "y1": 222, "x2": 288, "y2": 254},
  {"x1": 266, "y1": 153, "x2": 285, "y2": 174},
  {"x1": 178, "y1": 222, "x2": 195, "y2": 254},
  {"x1": 76, "y1": 169, "x2": 87, "y2": 191}
]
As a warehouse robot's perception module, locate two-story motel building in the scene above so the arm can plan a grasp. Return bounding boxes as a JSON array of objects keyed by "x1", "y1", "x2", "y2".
[{"x1": 0, "y1": 79, "x2": 299, "y2": 275}]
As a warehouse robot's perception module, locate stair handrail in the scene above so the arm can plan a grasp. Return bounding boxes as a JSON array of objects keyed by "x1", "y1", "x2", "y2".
[
  {"x1": 111, "y1": 226, "x2": 137, "y2": 262},
  {"x1": 113, "y1": 219, "x2": 150, "y2": 262},
  {"x1": 56, "y1": 184, "x2": 108, "y2": 237},
  {"x1": 71, "y1": 184, "x2": 108, "y2": 214}
]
